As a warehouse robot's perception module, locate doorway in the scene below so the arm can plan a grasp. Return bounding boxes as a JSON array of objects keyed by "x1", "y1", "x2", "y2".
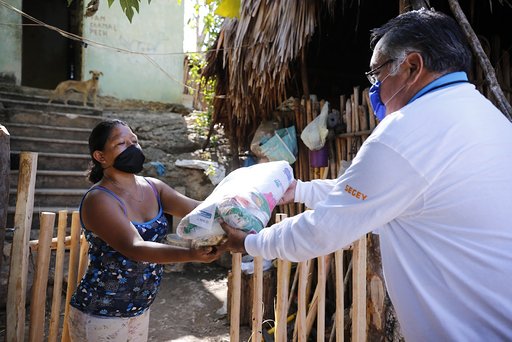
[{"x1": 22, "y1": 0, "x2": 82, "y2": 89}]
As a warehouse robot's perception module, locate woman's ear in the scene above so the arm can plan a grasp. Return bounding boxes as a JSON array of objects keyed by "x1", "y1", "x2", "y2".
[{"x1": 92, "y1": 150, "x2": 105, "y2": 165}]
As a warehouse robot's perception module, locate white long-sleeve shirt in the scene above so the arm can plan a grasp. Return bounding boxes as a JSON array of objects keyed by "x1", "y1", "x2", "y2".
[{"x1": 245, "y1": 82, "x2": 512, "y2": 340}]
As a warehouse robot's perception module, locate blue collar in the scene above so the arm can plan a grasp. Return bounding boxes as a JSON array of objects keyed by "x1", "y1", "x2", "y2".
[{"x1": 407, "y1": 71, "x2": 469, "y2": 104}]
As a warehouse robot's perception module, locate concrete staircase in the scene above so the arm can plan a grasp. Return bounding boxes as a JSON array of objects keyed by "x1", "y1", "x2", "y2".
[{"x1": 0, "y1": 84, "x2": 103, "y2": 234}]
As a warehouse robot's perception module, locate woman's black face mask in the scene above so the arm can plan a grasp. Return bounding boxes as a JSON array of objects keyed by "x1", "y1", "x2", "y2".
[{"x1": 113, "y1": 145, "x2": 145, "y2": 173}]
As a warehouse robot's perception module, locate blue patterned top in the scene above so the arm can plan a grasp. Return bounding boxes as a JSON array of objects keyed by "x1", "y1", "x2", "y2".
[{"x1": 70, "y1": 178, "x2": 168, "y2": 317}]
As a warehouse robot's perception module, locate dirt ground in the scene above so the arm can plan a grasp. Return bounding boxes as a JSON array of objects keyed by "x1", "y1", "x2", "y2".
[
  {"x1": 150, "y1": 262, "x2": 229, "y2": 341},
  {"x1": 148, "y1": 261, "x2": 251, "y2": 342}
]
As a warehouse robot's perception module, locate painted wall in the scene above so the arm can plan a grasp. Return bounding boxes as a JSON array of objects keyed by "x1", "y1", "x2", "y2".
[
  {"x1": 82, "y1": 0, "x2": 185, "y2": 103},
  {"x1": 0, "y1": 0, "x2": 22, "y2": 84}
]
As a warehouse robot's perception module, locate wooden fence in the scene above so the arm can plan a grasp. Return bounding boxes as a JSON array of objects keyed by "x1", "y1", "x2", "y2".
[{"x1": 227, "y1": 88, "x2": 375, "y2": 341}]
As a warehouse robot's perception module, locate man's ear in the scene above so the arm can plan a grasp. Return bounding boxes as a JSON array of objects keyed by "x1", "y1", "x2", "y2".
[{"x1": 404, "y1": 52, "x2": 424, "y2": 83}]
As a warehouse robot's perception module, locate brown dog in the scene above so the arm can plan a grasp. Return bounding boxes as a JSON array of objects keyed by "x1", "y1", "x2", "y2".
[{"x1": 48, "y1": 70, "x2": 103, "y2": 107}]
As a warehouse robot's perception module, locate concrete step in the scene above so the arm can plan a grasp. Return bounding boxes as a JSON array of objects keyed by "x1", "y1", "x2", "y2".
[
  {"x1": 5, "y1": 122, "x2": 91, "y2": 141},
  {"x1": 0, "y1": 108, "x2": 103, "y2": 128},
  {"x1": 9, "y1": 188, "x2": 87, "y2": 207},
  {"x1": 0, "y1": 97, "x2": 102, "y2": 116},
  {"x1": 10, "y1": 151, "x2": 90, "y2": 171},
  {"x1": 10, "y1": 170, "x2": 90, "y2": 188},
  {"x1": 10, "y1": 135, "x2": 89, "y2": 154},
  {"x1": 0, "y1": 89, "x2": 103, "y2": 109}
]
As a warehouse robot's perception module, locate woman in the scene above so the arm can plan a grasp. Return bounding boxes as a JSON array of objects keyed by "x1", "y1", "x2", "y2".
[{"x1": 68, "y1": 119, "x2": 222, "y2": 341}]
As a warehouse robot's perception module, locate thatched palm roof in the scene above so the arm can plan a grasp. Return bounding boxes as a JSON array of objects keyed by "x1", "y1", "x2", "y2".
[
  {"x1": 204, "y1": 0, "x2": 336, "y2": 152},
  {"x1": 204, "y1": 0, "x2": 512, "y2": 155}
]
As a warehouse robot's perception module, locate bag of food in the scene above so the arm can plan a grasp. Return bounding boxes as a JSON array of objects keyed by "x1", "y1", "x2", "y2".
[{"x1": 176, "y1": 161, "x2": 294, "y2": 246}]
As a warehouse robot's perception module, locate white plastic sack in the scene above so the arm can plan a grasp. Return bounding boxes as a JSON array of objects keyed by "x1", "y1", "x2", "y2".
[
  {"x1": 176, "y1": 161, "x2": 294, "y2": 245},
  {"x1": 300, "y1": 102, "x2": 329, "y2": 150}
]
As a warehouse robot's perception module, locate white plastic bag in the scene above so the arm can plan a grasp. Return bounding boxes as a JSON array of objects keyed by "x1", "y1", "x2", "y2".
[
  {"x1": 300, "y1": 102, "x2": 329, "y2": 150},
  {"x1": 177, "y1": 161, "x2": 294, "y2": 245}
]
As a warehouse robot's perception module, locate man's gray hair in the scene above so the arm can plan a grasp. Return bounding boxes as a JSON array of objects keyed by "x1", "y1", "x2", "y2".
[{"x1": 370, "y1": 9, "x2": 472, "y2": 74}]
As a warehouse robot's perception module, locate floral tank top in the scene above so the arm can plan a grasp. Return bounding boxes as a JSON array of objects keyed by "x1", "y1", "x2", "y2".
[{"x1": 70, "y1": 178, "x2": 168, "y2": 317}]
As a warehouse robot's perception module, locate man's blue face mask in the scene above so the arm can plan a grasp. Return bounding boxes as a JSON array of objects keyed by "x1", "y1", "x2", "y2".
[{"x1": 369, "y1": 81, "x2": 386, "y2": 121}]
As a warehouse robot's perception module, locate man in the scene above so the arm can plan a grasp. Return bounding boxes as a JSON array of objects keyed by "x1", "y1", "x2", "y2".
[{"x1": 221, "y1": 9, "x2": 512, "y2": 340}]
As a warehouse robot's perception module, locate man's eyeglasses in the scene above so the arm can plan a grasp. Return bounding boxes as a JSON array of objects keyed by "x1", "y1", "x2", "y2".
[{"x1": 365, "y1": 59, "x2": 394, "y2": 85}]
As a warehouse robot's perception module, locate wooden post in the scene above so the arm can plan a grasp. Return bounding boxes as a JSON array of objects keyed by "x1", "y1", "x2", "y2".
[
  {"x1": 275, "y1": 213, "x2": 290, "y2": 342},
  {"x1": 29, "y1": 212, "x2": 56, "y2": 342},
  {"x1": 48, "y1": 210, "x2": 68, "y2": 342},
  {"x1": 230, "y1": 252, "x2": 242, "y2": 342},
  {"x1": 0, "y1": 125, "x2": 9, "y2": 273},
  {"x1": 62, "y1": 211, "x2": 81, "y2": 342},
  {"x1": 7, "y1": 151, "x2": 38, "y2": 342},
  {"x1": 352, "y1": 236, "x2": 367, "y2": 342},
  {"x1": 251, "y1": 256, "x2": 264, "y2": 342}
]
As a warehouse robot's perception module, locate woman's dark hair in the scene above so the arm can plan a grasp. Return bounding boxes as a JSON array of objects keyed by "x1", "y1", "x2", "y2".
[
  {"x1": 87, "y1": 119, "x2": 128, "y2": 183},
  {"x1": 370, "y1": 9, "x2": 472, "y2": 74}
]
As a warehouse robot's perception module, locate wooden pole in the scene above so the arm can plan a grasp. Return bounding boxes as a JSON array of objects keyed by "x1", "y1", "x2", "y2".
[
  {"x1": 275, "y1": 213, "x2": 290, "y2": 342},
  {"x1": 28, "y1": 212, "x2": 56, "y2": 342},
  {"x1": 0, "y1": 125, "x2": 9, "y2": 274},
  {"x1": 230, "y1": 252, "x2": 242, "y2": 342},
  {"x1": 334, "y1": 250, "x2": 344, "y2": 342},
  {"x1": 62, "y1": 211, "x2": 81, "y2": 342},
  {"x1": 448, "y1": 0, "x2": 512, "y2": 121},
  {"x1": 295, "y1": 260, "x2": 309, "y2": 342},
  {"x1": 48, "y1": 210, "x2": 68, "y2": 342},
  {"x1": 251, "y1": 255, "x2": 263, "y2": 342},
  {"x1": 6, "y1": 151, "x2": 38, "y2": 342},
  {"x1": 352, "y1": 237, "x2": 367, "y2": 342},
  {"x1": 317, "y1": 255, "x2": 327, "y2": 341}
]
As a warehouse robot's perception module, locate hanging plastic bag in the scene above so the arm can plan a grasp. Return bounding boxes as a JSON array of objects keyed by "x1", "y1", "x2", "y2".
[
  {"x1": 250, "y1": 121, "x2": 279, "y2": 160},
  {"x1": 176, "y1": 161, "x2": 294, "y2": 246},
  {"x1": 260, "y1": 125, "x2": 297, "y2": 164},
  {"x1": 300, "y1": 102, "x2": 329, "y2": 150}
]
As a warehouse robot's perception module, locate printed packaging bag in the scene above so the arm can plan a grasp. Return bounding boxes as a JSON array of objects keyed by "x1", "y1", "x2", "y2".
[{"x1": 177, "y1": 161, "x2": 294, "y2": 246}]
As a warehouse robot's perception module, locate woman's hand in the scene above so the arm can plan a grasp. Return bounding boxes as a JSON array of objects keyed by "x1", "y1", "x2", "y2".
[
  {"x1": 277, "y1": 179, "x2": 297, "y2": 205},
  {"x1": 190, "y1": 245, "x2": 223, "y2": 263}
]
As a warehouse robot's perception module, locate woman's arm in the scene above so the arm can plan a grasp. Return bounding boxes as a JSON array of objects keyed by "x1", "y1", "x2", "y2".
[
  {"x1": 81, "y1": 190, "x2": 219, "y2": 264},
  {"x1": 148, "y1": 177, "x2": 200, "y2": 217}
]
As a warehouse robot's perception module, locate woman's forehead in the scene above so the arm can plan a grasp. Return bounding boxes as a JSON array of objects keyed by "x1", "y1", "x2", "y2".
[{"x1": 109, "y1": 124, "x2": 135, "y2": 140}]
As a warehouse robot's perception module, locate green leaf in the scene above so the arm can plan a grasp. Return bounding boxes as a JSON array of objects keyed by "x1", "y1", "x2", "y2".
[
  {"x1": 107, "y1": 0, "x2": 115, "y2": 7},
  {"x1": 131, "y1": 0, "x2": 139, "y2": 13},
  {"x1": 214, "y1": 0, "x2": 240, "y2": 18}
]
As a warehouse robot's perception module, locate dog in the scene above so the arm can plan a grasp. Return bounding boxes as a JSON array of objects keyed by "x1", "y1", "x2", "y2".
[{"x1": 48, "y1": 70, "x2": 103, "y2": 107}]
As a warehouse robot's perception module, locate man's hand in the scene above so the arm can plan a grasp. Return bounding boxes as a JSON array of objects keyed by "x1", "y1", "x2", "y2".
[
  {"x1": 218, "y1": 221, "x2": 248, "y2": 254},
  {"x1": 277, "y1": 179, "x2": 297, "y2": 205}
]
